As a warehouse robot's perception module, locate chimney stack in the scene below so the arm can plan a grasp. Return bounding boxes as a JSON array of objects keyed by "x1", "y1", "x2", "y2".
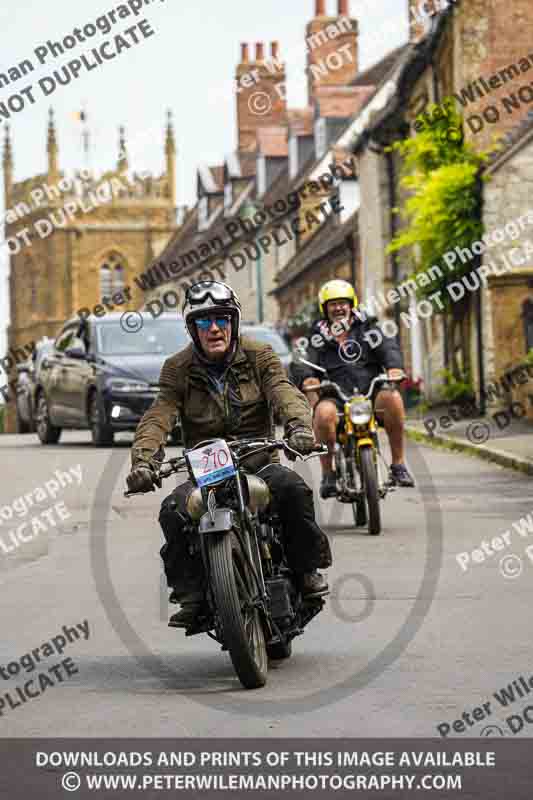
[
  {"x1": 306, "y1": 0, "x2": 358, "y2": 105},
  {"x1": 235, "y1": 42, "x2": 287, "y2": 152}
]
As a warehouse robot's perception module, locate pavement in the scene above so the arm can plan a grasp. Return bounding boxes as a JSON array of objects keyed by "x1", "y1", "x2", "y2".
[
  {"x1": 1, "y1": 430, "x2": 533, "y2": 739},
  {"x1": 406, "y1": 406, "x2": 533, "y2": 476}
]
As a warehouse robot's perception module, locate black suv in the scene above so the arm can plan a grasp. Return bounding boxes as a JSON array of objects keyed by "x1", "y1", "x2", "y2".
[{"x1": 35, "y1": 313, "x2": 187, "y2": 446}]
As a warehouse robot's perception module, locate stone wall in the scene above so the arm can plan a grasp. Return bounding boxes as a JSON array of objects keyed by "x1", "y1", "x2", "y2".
[{"x1": 482, "y1": 136, "x2": 533, "y2": 415}]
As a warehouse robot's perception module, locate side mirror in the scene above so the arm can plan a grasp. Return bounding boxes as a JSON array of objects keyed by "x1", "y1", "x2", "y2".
[{"x1": 64, "y1": 338, "x2": 87, "y2": 359}]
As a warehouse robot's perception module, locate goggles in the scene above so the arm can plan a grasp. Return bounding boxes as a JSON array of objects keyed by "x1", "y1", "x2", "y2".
[
  {"x1": 186, "y1": 281, "x2": 234, "y2": 306},
  {"x1": 195, "y1": 315, "x2": 231, "y2": 331}
]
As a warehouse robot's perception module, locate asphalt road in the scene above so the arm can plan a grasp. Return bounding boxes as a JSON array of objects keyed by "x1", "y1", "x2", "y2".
[{"x1": 1, "y1": 430, "x2": 532, "y2": 739}]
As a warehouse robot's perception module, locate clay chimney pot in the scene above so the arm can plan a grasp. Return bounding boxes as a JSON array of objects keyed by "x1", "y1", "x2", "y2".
[
  {"x1": 316, "y1": 0, "x2": 326, "y2": 16},
  {"x1": 255, "y1": 42, "x2": 265, "y2": 61},
  {"x1": 241, "y1": 43, "x2": 249, "y2": 63}
]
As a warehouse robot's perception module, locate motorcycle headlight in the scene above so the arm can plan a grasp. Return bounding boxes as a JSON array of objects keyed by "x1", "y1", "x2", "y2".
[
  {"x1": 108, "y1": 378, "x2": 151, "y2": 393},
  {"x1": 348, "y1": 398, "x2": 372, "y2": 425},
  {"x1": 185, "y1": 487, "x2": 204, "y2": 520}
]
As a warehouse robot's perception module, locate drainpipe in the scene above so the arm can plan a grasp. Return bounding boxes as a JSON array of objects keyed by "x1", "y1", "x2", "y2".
[
  {"x1": 350, "y1": 232, "x2": 357, "y2": 290},
  {"x1": 243, "y1": 200, "x2": 264, "y2": 323},
  {"x1": 256, "y1": 249, "x2": 264, "y2": 323},
  {"x1": 475, "y1": 176, "x2": 485, "y2": 414},
  {"x1": 429, "y1": 54, "x2": 449, "y2": 374},
  {"x1": 384, "y1": 148, "x2": 401, "y2": 340}
]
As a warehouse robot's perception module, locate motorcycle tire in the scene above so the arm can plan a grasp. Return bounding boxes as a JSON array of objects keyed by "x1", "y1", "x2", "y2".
[
  {"x1": 208, "y1": 530, "x2": 268, "y2": 690},
  {"x1": 359, "y1": 446, "x2": 381, "y2": 536}
]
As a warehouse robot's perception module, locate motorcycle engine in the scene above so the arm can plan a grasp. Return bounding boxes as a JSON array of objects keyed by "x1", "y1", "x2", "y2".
[{"x1": 266, "y1": 576, "x2": 295, "y2": 622}]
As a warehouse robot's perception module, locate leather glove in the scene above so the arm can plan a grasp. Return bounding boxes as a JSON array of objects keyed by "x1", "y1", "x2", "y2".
[
  {"x1": 126, "y1": 465, "x2": 161, "y2": 494},
  {"x1": 288, "y1": 427, "x2": 316, "y2": 456}
]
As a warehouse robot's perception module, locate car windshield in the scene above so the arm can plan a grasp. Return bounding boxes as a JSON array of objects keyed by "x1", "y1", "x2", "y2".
[
  {"x1": 242, "y1": 327, "x2": 289, "y2": 356},
  {"x1": 96, "y1": 319, "x2": 189, "y2": 355}
]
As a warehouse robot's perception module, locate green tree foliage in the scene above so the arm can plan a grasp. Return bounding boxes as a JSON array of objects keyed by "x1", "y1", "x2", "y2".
[{"x1": 387, "y1": 98, "x2": 495, "y2": 312}]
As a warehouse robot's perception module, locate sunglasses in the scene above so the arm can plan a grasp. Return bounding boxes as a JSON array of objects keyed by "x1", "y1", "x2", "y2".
[{"x1": 195, "y1": 316, "x2": 231, "y2": 331}]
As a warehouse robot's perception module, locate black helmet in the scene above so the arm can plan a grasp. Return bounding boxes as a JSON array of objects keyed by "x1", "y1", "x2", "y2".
[{"x1": 183, "y1": 281, "x2": 242, "y2": 357}]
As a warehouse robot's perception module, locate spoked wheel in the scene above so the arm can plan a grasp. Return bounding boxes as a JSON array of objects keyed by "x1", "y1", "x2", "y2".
[
  {"x1": 208, "y1": 531, "x2": 268, "y2": 689},
  {"x1": 36, "y1": 393, "x2": 61, "y2": 444},
  {"x1": 359, "y1": 446, "x2": 381, "y2": 535}
]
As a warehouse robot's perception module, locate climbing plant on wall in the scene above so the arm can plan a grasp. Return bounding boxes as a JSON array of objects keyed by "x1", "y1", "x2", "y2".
[{"x1": 386, "y1": 98, "x2": 497, "y2": 379}]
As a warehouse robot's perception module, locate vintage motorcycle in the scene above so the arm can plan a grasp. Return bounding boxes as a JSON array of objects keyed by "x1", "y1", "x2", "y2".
[
  {"x1": 125, "y1": 437, "x2": 328, "y2": 690},
  {"x1": 302, "y1": 367, "x2": 398, "y2": 535}
]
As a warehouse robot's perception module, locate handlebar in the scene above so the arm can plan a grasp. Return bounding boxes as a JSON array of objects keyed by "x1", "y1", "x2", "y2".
[
  {"x1": 303, "y1": 373, "x2": 403, "y2": 404},
  {"x1": 124, "y1": 438, "x2": 327, "y2": 497}
]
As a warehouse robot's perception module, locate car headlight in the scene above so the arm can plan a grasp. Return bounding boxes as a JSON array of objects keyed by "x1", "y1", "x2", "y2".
[
  {"x1": 348, "y1": 398, "x2": 372, "y2": 425},
  {"x1": 108, "y1": 378, "x2": 151, "y2": 393}
]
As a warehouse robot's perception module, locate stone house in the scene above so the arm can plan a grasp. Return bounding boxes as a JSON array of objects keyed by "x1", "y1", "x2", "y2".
[{"x1": 347, "y1": 0, "x2": 533, "y2": 401}]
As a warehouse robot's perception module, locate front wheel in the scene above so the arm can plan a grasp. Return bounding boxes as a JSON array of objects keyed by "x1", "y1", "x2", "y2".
[
  {"x1": 208, "y1": 531, "x2": 268, "y2": 689},
  {"x1": 16, "y1": 411, "x2": 32, "y2": 434},
  {"x1": 359, "y1": 446, "x2": 381, "y2": 535},
  {"x1": 36, "y1": 393, "x2": 61, "y2": 444},
  {"x1": 89, "y1": 393, "x2": 114, "y2": 447}
]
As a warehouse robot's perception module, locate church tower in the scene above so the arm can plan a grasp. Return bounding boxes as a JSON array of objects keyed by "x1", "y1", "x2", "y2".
[{"x1": 2, "y1": 112, "x2": 182, "y2": 432}]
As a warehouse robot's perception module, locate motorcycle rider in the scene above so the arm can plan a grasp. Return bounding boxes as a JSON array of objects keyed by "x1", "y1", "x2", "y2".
[
  {"x1": 126, "y1": 281, "x2": 331, "y2": 628},
  {"x1": 300, "y1": 279, "x2": 415, "y2": 499}
]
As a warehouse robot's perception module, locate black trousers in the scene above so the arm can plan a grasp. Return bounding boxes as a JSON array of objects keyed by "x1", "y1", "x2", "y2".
[{"x1": 158, "y1": 464, "x2": 332, "y2": 598}]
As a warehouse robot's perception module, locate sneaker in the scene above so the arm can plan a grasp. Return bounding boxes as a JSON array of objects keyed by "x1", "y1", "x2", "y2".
[
  {"x1": 300, "y1": 571, "x2": 329, "y2": 597},
  {"x1": 389, "y1": 463, "x2": 415, "y2": 488},
  {"x1": 320, "y1": 472, "x2": 337, "y2": 499}
]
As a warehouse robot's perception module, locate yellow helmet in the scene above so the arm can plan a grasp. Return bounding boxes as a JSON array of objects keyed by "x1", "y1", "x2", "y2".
[{"x1": 318, "y1": 279, "x2": 358, "y2": 316}]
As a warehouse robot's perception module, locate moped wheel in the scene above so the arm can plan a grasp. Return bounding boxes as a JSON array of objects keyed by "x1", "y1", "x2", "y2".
[
  {"x1": 208, "y1": 530, "x2": 268, "y2": 689},
  {"x1": 359, "y1": 446, "x2": 381, "y2": 535}
]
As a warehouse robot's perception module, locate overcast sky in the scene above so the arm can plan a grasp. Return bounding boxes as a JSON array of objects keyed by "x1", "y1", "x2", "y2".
[{"x1": 0, "y1": 0, "x2": 408, "y2": 359}]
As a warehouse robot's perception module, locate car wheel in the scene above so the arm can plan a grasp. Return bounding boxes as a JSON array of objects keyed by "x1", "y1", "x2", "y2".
[
  {"x1": 89, "y1": 392, "x2": 114, "y2": 447},
  {"x1": 16, "y1": 410, "x2": 31, "y2": 434},
  {"x1": 36, "y1": 393, "x2": 61, "y2": 444}
]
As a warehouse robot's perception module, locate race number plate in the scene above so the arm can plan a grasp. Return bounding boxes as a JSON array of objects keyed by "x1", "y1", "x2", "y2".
[{"x1": 186, "y1": 440, "x2": 236, "y2": 487}]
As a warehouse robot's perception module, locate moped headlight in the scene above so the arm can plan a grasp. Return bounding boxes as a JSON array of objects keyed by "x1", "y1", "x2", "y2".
[{"x1": 348, "y1": 398, "x2": 372, "y2": 425}]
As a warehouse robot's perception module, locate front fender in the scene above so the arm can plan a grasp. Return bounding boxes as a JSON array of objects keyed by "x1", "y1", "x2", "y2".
[{"x1": 199, "y1": 508, "x2": 234, "y2": 534}]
